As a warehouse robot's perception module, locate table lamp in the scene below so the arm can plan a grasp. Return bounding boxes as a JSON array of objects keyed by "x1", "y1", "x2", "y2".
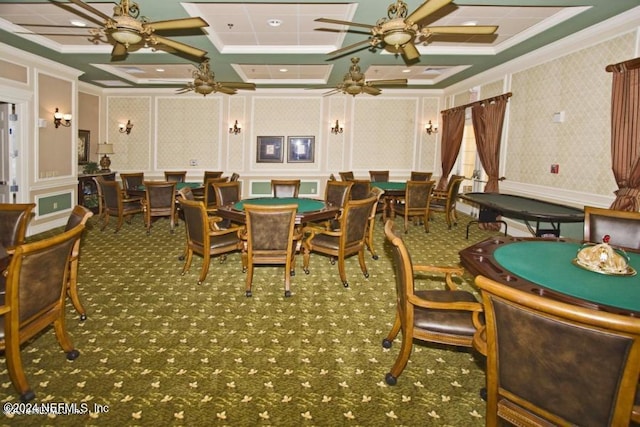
[{"x1": 97, "y1": 142, "x2": 114, "y2": 172}]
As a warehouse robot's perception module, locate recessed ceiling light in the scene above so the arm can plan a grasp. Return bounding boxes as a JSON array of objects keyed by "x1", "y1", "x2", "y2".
[
  {"x1": 268, "y1": 19, "x2": 282, "y2": 27},
  {"x1": 70, "y1": 19, "x2": 87, "y2": 27},
  {"x1": 279, "y1": 68, "x2": 288, "y2": 73},
  {"x1": 155, "y1": 68, "x2": 165, "y2": 72},
  {"x1": 402, "y1": 69, "x2": 411, "y2": 73},
  {"x1": 462, "y1": 21, "x2": 478, "y2": 26}
]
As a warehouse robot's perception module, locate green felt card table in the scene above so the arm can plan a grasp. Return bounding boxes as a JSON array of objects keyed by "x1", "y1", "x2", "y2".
[
  {"x1": 215, "y1": 197, "x2": 340, "y2": 225},
  {"x1": 371, "y1": 181, "x2": 406, "y2": 197},
  {"x1": 460, "y1": 236, "x2": 640, "y2": 316}
]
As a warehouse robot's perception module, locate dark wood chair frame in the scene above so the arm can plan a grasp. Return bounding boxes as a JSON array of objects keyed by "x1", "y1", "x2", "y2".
[
  {"x1": 64, "y1": 205, "x2": 93, "y2": 321},
  {"x1": 583, "y1": 205, "x2": 640, "y2": 250}
]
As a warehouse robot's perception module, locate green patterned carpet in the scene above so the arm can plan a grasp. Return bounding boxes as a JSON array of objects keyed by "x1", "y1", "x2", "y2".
[{"x1": 2, "y1": 211, "x2": 501, "y2": 426}]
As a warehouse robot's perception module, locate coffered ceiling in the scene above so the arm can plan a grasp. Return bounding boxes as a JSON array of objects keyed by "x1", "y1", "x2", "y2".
[{"x1": 0, "y1": 0, "x2": 638, "y2": 94}]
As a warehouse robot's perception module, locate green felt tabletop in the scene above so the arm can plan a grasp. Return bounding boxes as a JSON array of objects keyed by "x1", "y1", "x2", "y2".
[
  {"x1": 494, "y1": 241, "x2": 640, "y2": 312},
  {"x1": 234, "y1": 197, "x2": 325, "y2": 213},
  {"x1": 372, "y1": 182, "x2": 406, "y2": 191}
]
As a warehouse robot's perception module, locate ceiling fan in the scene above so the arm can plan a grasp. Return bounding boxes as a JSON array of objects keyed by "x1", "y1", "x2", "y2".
[
  {"x1": 175, "y1": 60, "x2": 256, "y2": 96},
  {"x1": 51, "y1": 0, "x2": 209, "y2": 60},
  {"x1": 313, "y1": 57, "x2": 407, "y2": 97},
  {"x1": 315, "y1": 0, "x2": 498, "y2": 61}
]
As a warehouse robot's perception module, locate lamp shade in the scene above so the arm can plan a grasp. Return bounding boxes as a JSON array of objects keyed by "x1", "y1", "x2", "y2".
[{"x1": 97, "y1": 143, "x2": 114, "y2": 155}]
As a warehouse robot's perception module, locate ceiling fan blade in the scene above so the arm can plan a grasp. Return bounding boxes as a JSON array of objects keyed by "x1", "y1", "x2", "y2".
[
  {"x1": 406, "y1": 0, "x2": 452, "y2": 24},
  {"x1": 15, "y1": 23, "x2": 99, "y2": 29},
  {"x1": 314, "y1": 17, "x2": 374, "y2": 30},
  {"x1": 327, "y1": 39, "x2": 372, "y2": 56},
  {"x1": 68, "y1": 0, "x2": 113, "y2": 22},
  {"x1": 146, "y1": 17, "x2": 209, "y2": 31},
  {"x1": 218, "y1": 82, "x2": 256, "y2": 90},
  {"x1": 362, "y1": 86, "x2": 381, "y2": 96},
  {"x1": 111, "y1": 42, "x2": 127, "y2": 57},
  {"x1": 322, "y1": 89, "x2": 340, "y2": 96},
  {"x1": 423, "y1": 25, "x2": 498, "y2": 35},
  {"x1": 152, "y1": 35, "x2": 208, "y2": 58},
  {"x1": 176, "y1": 88, "x2": 192, "y2": 93},
  {"x1": 402, "y1": 42, "x2": 420, "y2": 60},
  {"x1": 216, "y1": 86, "x2": 238, "y2": 95},
  {"x1": 368, "y1": 79, "x2": 408, "y2": 86}
]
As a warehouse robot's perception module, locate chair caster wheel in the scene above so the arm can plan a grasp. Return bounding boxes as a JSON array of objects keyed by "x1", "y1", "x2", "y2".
[
  {"x1": 246, "y1": 291, "x2": 252, "y2": 297},
  {"x1": 304, "y1": 269, "x2": 310, "y2": 275},
  {"x1": 372, "y1": 255, "x2": 378, "y2": 260},
  {"x1": 385, "y1": 373, "x2": 397, "y2": 386},
  {"x1": 20, "y1": 390, "x2": 35, "y2": 403},
  {"x1": 178, "y1": 255, "x2": 185, "y2": 261},
  {"x1": 382, "y1": 338, "x2": 392, "y2": 348},
  {"x1": 364, "y1": 272, "x2": 369, "y2": 278},
  {"x1": 66, "y1": 349, "x2": 80, "y2": 361},
  {"x1": 330, "y1": 259, "x2": 336, "y2": 265},
  {"x1": 284, "y1": 290, "x2": 291, "y2": 297},
  {"x1": 480, "y1": 387, "x2": 487, "y2": 401},
  {"x1": 79, "y1": 314, "x2": 87, "y2": 321},
  {"x1": 290, "y1": 270, "x2": 295, "y2": 277},
  {"x1": 342, "y1": 281, "x2": 349, "y2": 288}
]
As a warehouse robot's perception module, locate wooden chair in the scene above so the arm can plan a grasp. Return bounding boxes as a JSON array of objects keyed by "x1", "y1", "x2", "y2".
[
  {"x1": 142, "y1": 181, "x2": 177, "y2": 234},
  {"x1": 302, "y1": 195, "x2": 377, "y2": 287},
  {"x1": 369, "y1": 170, "x2": 389, "y2": 182},
  {"x1": 0, "y1": 203, "x2": 35, "y2": 254},
  {"x1": 64, "y1": 205, "x2": 93, "y2": 321},
  {"x1": 325, "y1": 180, "x2": 353, "y2": 209},
  {"x1": 213, "y1": 181, "x2": 242, "y2": 229},
  {"x1": 429, "y1": 175, "x2": 465, "y2": 229},
  {"x1": 339, "y1": 171, "x2": 354, "y2": 181},
  {"x1": 583, "y1": 205, "x2": 640, "y2": 250},
  {"x1": 179, "y1": 199, "x2": 244, "y2": 285},
  {"x1": 97, "y1": 179, "x2": 143, "y2": 232},
  {"x1": 1, "y1": 223, "x2": 85, "y2": 402},
  {"x1": 164, "y1": 171, "x2": 187, "y2": 183},
  {"x1": 204, "y1": 177, "x2": 229, "y2": 213},
  {"x1": 120, "y1": 172, "x2": 144, "y2": 197},
  {"x1": 229, "y1": 172, "x2": 240, "y2": 181},
  {"x1": 475, "y1": 274, "x2": 640, "y2": 427},
  {"x1": 242, "y1": 204, "x2": 299, "y2": 297},
  {"x1": 365, "y1": 186, "x2": 384, "y2": 260},
  {"x1": 272, "y1": 179, "x2": 301, "y2": 198},
  {"x1": 392, "y1": 180, "x2": 436, "y2": 233},
  {"x1": 203, "y1": 171, "x2": 224, "y2": 182},
  {"x1": 382, "y1": 220, "x2": 483, "y2": 385},
  {"x1": 349, "y1": 179, "x2": 371, "y2": 200},
  {"x1": 410, "y1": 171, "x2": 433, "y2": 181}
]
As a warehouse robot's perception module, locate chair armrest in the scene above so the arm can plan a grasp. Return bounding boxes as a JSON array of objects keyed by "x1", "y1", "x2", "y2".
[
  {"x1": 409, "y1": 294, "x2": 483, "y2": 312},
  {"x1": 431, "y1": 190, "x2": 448, "y2": 199},
  {"x1": 207, "y1": 215, "x2": 222, "y2": 231},
  {"x1": 0, "y1": 304, "x2": 10, "y2": 315},
  {"x1": 210, "y1": 224, "x2": 244, "y2": 238},
  {"x1": 123, "y1": 196, "x2": 142, "y2": 203},
  {"x1": 413, "y1": 264, "x2": 465, "y2": 290}
]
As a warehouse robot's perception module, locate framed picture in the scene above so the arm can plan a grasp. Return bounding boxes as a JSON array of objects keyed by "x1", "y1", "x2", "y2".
[
  {"x1": 78, "y1": 129, "x2": 90, "y2": 164},
  {"x1": 287, "y1": 136, "x2": 315, "y2": 163},
  {"x1": 257, "y1": 136, "x2": 284, "y2": 163}
]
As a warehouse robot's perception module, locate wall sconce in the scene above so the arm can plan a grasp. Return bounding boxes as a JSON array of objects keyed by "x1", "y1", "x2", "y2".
[
  {"x1": 425, "y1": 120, "x2": 438, "y2": 135},
  {"x1": 119, "y1": 120, "x2": 133, "y2": 134},
  {"x1": 330, "y1": 119, "x2": 343, "y2": 135},
  {"x1": 53, "y1": 108, "x2": 72, "y2": 128},
  {"x1": 229, "y1": 120, "x2": 241, "y2": 135}
]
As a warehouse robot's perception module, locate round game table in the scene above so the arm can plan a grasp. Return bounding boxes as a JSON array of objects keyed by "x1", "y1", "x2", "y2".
[{"x1": 460, "y1": 236, "x2": 640, "y2": 316}]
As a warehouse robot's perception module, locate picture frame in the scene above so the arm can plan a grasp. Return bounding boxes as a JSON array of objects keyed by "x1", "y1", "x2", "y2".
[
  {"x1": 256, "y1": 136, "x2": 284, "y2": 163},
  {"x1": 287, "y1": 136, "x2": 315, "y2": 163},
  {"x1": 78, "y1": 129, "x2": 90, "y2": 164}
]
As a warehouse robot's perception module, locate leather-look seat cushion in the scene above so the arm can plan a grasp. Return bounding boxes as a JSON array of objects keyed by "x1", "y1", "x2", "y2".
[{"x1": 414, "y1": 290, "x2": 480, "y2": 336}]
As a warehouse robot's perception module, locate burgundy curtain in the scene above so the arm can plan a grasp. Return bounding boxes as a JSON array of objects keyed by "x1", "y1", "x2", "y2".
[
  {"x1": 471, "y1": 94, "x2": 510, "y2": 193},
  {"x1": 606, "y1": 58, "x2": 640, "y2": 211},
  {"x1": 437, "y1": 108, "x2": 465, "y2": 190}
]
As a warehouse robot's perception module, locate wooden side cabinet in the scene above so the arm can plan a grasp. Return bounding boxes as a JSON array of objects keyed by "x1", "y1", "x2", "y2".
[{"x1": 78, "y1": 172, "x2": 115, "y2": 213}]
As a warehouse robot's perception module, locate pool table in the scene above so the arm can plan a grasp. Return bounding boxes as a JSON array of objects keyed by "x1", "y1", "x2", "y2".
[
  {"x1": 215, "y1": 197, "x2": 339, "y2": 225},
  {"x1": 459, "y1": 236, "x2": 640, "y2": 316},
  {"x1": 459, "y1": 192, "x2": 584, "y2": 238}
]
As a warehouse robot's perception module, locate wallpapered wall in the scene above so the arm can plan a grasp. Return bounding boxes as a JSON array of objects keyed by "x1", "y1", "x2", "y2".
[{"x1": 105, "y1": 90, "x2": 441, "y2": 191}]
